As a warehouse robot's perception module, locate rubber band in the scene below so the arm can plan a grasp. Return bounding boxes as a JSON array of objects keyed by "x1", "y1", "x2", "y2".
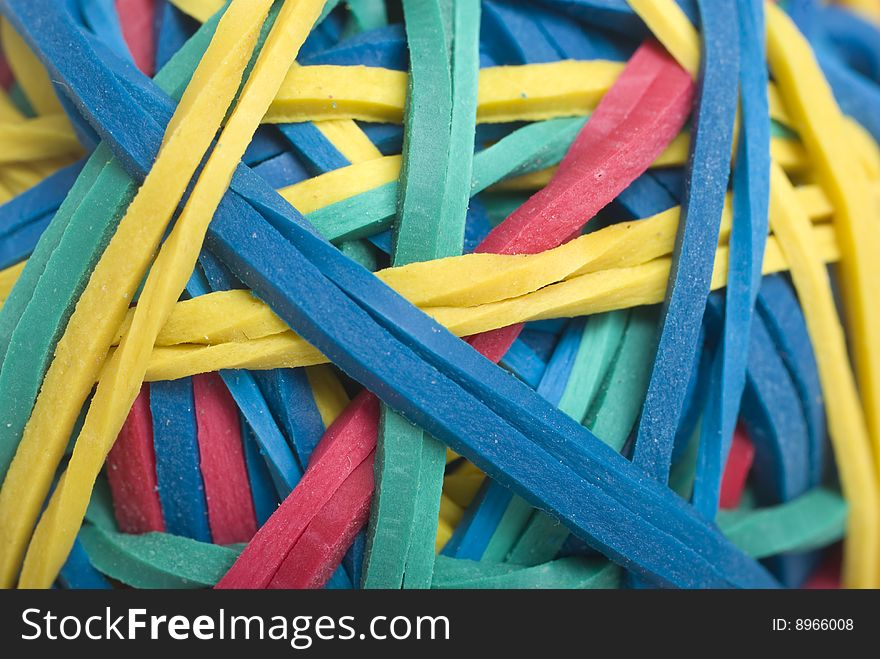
[
  {"x1": 0, "y1": 115, "x2": 83, "y2": 164},
  {"x1": 480, "y1": 318, "x2": 591, "y2": 567},
  {"x1": 757, "y1": 276, "x2": 825, "y2": 486},
  {"x1": 117, "y1": 222, "x2": 840, "y2": 384},
  {"x1": 186, "y1": 263, "x2": 305, "y2": 499},
  {"x1": 0, "y1": 17, "x2": 65, "y2": 115},
  {"x1": 241, "y1": 420, "x2": 280, "y2": 527},
  {"x1": 119, "y1": 185, "x2": 836, "y2": 352},
  {"x1": 79, "y1": 0, "x2": 138, "y2": 67},
  {"x1": 266, "y1": 63, "x2": 793, "y2": 128},
  {"x1": 105, "y1": 384, "x2": 165, "y2": 534},
  {"x1": 212, "y1": 193, "x2": 778, "y2": 589},
  {"x1": 151, "y1": 377, "x2": 211, "y2": 542},
  {"x1": 23, "y1": 0, "x2": 325, "y2": 588},
  {"x1": 167, "y1": 0, "x2": 224, "y2": 24},
  {"x1": 626, "y1": 0, "x2": 700, "y2": 75},
  {"x1": 305, "y1": 365, "x2": 350, "y2": 428},
  {"x1": 362, "y1": 0, "x2": 457, "y2": 592},
  {"x1": 717, "y1": 488, "x2": 847, "y2": 561},
  {"x1": 79, "y1": 525, "x2": 240, "y2": 589},
  {"x1": 432, "y1": 555, "x2": 620, "y2": 589},
  {"x1": 193, "y1": 372, "x2": 257, "y2": 544},
  {"x1": 767, "y1": 6, "x2": 880, "y2": 535},
  {"x1": 279, "y1": 154, "x2": 400, "y2": 213},
  {"x1": 766, "y1": 161, "x2": 878, "y2": 587},
  {"x1": 631, "y1": 0, "x2": 738, "y2": 486},
  {"x1": 718, "y1": 427, "x2": 754, "y2": 510},
  {"x1": 738, "y1": 299, "x2": 811, "y2": 505},
  {"x1": 498, "y1": 339, "x2": 547, "y2": 389},
  {"x1": 692, "y1": 0, "x2": 771, "y2": 521},
  {"x1": 502, "y1": 306, "x2": 657, "y2": 568},
  {"x1": 254, "y1": 368, "x2": 325, "y2": 468},
  {"x1": 115, "y1": 0, "x2": 157, "y2": 76},
  {"x1": 218, "y1": 393, "x2": 379, "y2": 589},
  {"x1": 482, "y1": 0, "x2": 561, "y2": 65}
]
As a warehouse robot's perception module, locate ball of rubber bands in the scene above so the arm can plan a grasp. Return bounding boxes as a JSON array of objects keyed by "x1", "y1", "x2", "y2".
[{"x1": 0, "y1": 0, "x2": 877, "y2": 590}]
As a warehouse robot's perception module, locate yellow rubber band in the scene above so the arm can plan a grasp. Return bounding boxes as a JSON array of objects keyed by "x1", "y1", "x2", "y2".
[
  {"x1": 128, "y1": 221, "x2": 839, "y2": 382},
  {"x1": 168, "y1": 0, "x2": 225, "y2": 23},
  {"x1": 626, "y1": 0, "x2": 701, "y2": 76},
  {"x1": 838, "y1": 0, "x2": 880, "y2": 24},
  {"x1": 0, "y1": 262, "x2": 26, "y2": 307},
  {"x1": 769, "y1": 162, "x2": 879, "y2": 588},
  {"x1": 767, "y1": 3, "x2": 880, "y2": 545},
  {"x1": 0, "y1": 0, "x2": 278, "y2": 589},
  {"x1": 0, "y1": 115, "x2": 83, "y2": 164},
  {"x1": 266, "y1": 59, "x2": 793, "y2": 128},
  {"x1": 266, "y1": 60, "x2": 625, "y2": 124},
  {"x1": 305, "y1": 364, "x2": 351, "y2": 429},
  {"x1": 110, "y1": 183, "x2": 833, "y2": 349},
  {"x1": 0, "y1": 18, "x2": 66, "y2": 116},
  {"x1": 279, "y1": 154, "x2": 400, "y2": 212},
  {"x1": 314, "y1": 119, "x2": 382, "y2": 163}
]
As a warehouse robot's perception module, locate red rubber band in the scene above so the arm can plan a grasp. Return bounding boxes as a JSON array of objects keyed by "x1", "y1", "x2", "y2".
[
  {"x1": 804, "y1": 546, "x2": 842, "y2": 589},
  {"x1": 216, "y1": 392, "x2": 379, "y2": 589},
  {"x1": 193, "y1": 372, "x2": 257, "y2": 544},
  {"x1": 268, "y1": 453, "x2": 375, "y2": 589},
  {"x1": 106, "y1": 384, "x2": 165, "y2": 533},
  {"x1": 115, "y1": 0, "x2": 156, "y2": 77},
  {"x1": 0, "y1": 53, "x2": 13, "y2": 90},
  {"x1": 719, "y1": 425, "x2": 755, "y2": 510}
]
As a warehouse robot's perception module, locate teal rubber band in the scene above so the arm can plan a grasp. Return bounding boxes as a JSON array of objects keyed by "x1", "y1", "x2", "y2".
[
  {"x1": 717, "y1": 488, "x2": 847, "y2": 559},
  {"x1": 431, "y1": 555, "x2": 621, "y2": 589},
  {"x1": 79, "y1": 525, "x2": 240, "y2": 589},
  {"x1": 364, "y1": 0, "x2": 480, "y2": 590}
]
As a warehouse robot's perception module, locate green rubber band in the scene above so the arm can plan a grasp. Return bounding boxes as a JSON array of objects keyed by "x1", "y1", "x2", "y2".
[
  {"x1": 85, "y1": 476, "x2": 120, "y2": 532},
  {"x1": 585, "y1": 306, "x2": 658, "y2": 452},
  {"x1": 364, "y1": 0, "x2": 480, "y2": 590},
  {"x1": 431, "y1": 555, "x2": 621, "y2": 589},
  {"x1": 506, "y1": 511, "x2": 570, "y2": 567},
  {"x1": 717, "y1": 488, "x2": 847, "y2": 559},
  {"x1": 339, "y1": 239, "x2": 379, "y2": 271},
  {"x1": 392, "y1": 0, "x2": 453, "y2": 263},
  {"x1": 480, "y1": 494, "x2": 532, "y2": 562},
  {"x1": 79, "y1": 525, "x2": 240, "y2": 589},
  {"x1": 437, "y1": 0, "x2": 479, "y2": 253},
  {"x1": 363, "y1": 408, "x2": 426, "y2": 588},
  {"x1": 0, "y1": 150, "x2": 107, "y2": 365},
  {"x1": 557, "y1": 311, "x2": 629, "y2": 425},
  {"x1": 506, "y1": 309, "x2": 656, "y2": 567},
  {"x1": 346, "y1": 0, "x2": 388, "y2": 32}
]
